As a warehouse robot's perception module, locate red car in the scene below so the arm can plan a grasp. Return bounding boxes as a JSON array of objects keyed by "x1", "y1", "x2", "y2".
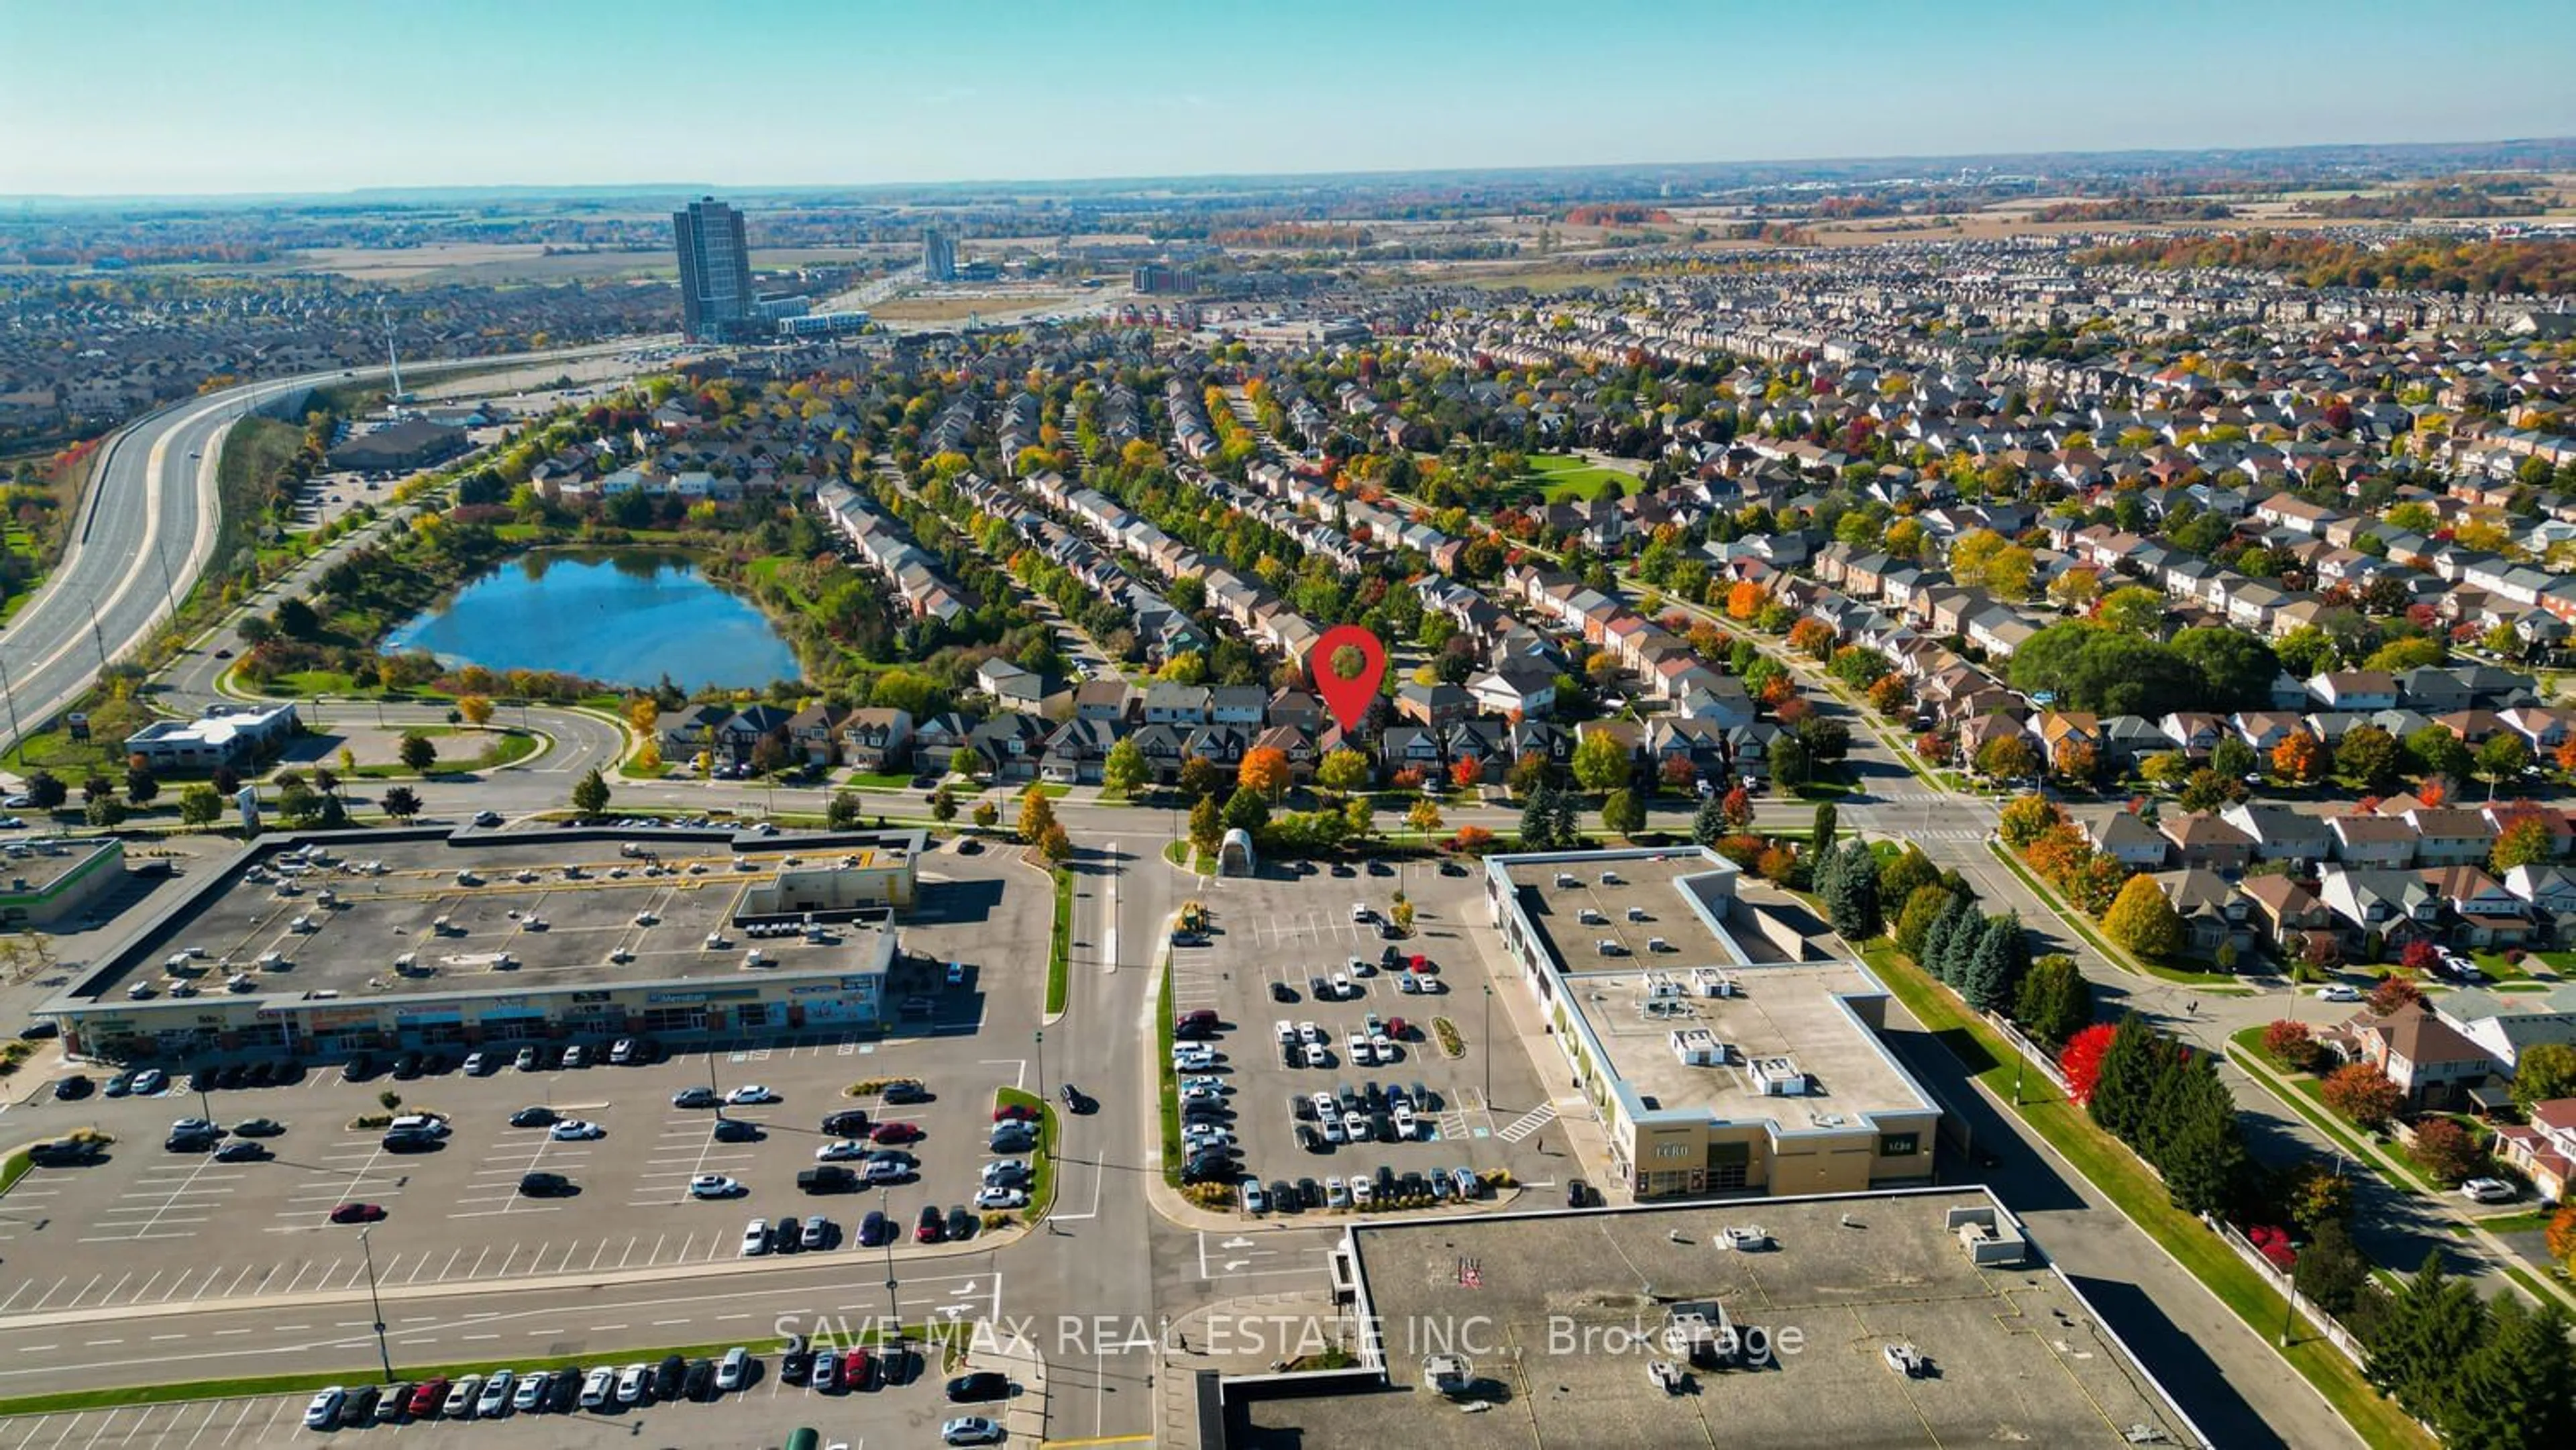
[
  {"x1": 407, "y1": 1379, "x2": 448, "y2": 1418},
  {"x1": 992, "y1": 1104, "x2": 1040, "y2": 1124},
  {"x1": 841, "y1": 1347, "x2": 873, "y2": 1389},
  {"x1": 871, "y1": 1121, "x2": 923, "y2": 1145},
  {"x1": 1387, "y1": 1017, "x2": 1409, "y2": 1040},
  {"x1": 329, "y1": 1202, "x2": 386, "y2": 1224},
  {"x1": 915, "y1": 1204, "x2": 944, "y2": 1242}
]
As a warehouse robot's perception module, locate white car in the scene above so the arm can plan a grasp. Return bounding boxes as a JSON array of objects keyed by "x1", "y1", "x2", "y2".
[
  {"x1": 1344, "y1": 1110, "x2": 1373, "y2": 1142},
  {"x1": 580, "y1": 1366, "x2": 616, "y2": 1408},
  {"x1": 1392, "y1": 1102, "x2": 1419, "y2": 1139},
  {"x1": 981, "y1": 1159, "x2": 1031, "y2": 1185},
  {"x1": 1350, "y1": 902, "x2": 1371, "y2": 923},
  {"x1": 974, "y1": 1186, "x2": 1029, "y2": 1210},
  {"x1": 1331, "y1": 972, "x2": 1354, "y2": 998},
  {"x1": 815, "y1": 1139, "x2": 869, "y2": 1161},
  {"x1": 2317, "y1": 984, "x2": 2362, "y2": 1002},
  {"x1": 690, "y1": 1174, "x2": 743, "y2": 1198},
  {"x1": 511, "y1": 1370, "x2": 547, "y2": 1411},
  {"x1": 1346, "y1": 1033, "x2": 1374, "y2": 1066},
  {"x1": 549, "y1": 1119, "x2": 604, "y2": 1141},
  {"x1": 2461, "y1": 1177, "x2": 2518, "y2": 1204},
  {"x1": 1173, "y1": 1045, "x2": 1216, "y2": 1071},
  {"x1": 1348, "y1": 1178, "x2": 1375, "y2": 1208},
  {"x1": 615, "y1": 1363, "x2": 649, "y2": 1404},
  {"x1": 1303, "y1": 1043, "x2": 1332, "y2": 1068},
  {"x1": 740, "y1": 1218, "x2": 771, "y2": 1255},
  {"x1": 1325, "y1": 1176, "x2": 1350, "y2": 1207},
  {"x1": 715, "y1": 1347, "x2": 750, "y2": 1392},
  {"x1": 1181, "y1": 1084, "x2": 1224, "y2": 1105},
  {"x1": 1276, "y1": 1019, "x2": 1296, "y2": 1043},
  {"x1": 725, "y1": 1084, "x2": 776, "y2": 1104},
  {"x1": 302, "y1": 1388, "x2": 344, "y2": 1430},
  {"x1": 1299, "y1": 1022, "x2": 1324, "y2": 1045},
  {"x1": 476, "y1": 1369, "x2": 515, "y2": 1417},
  {"x1": 1320, "y1": 1114, "x2": 1347, "y2": 1144}
]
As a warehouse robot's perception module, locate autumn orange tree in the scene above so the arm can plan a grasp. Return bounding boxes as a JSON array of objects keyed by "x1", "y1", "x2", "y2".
[
  {"x1": 2491, "y1": 814, "x2": 2557, "y2": 872},
  {"x1": 2270, "y1": 731, "x2": 2328, "y2": 784},
  {"x1": 1450, "y1": 756, "x2": 1481, "y2": 792},
  {"x1": 1725, "y1": 581, "x2": 1768, "y2": 622},
  {"x1": 2320, "y1": 1062, "x2": 2403, "y2": 1131},
  {"x1": 1238, "y1": 746, "x2": 1290, "y2": 802},
  {"x1": 1787, "y1": 618, "x2": 1837, "y2": 659}
]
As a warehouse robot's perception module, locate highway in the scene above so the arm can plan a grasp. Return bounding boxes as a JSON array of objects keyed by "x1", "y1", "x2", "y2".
[{"x1": 0, "y1": 340, "x2": 662, "y2": 760}]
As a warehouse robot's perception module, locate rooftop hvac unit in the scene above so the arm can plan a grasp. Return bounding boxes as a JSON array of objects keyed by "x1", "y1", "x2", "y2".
[
  {"x1": 1627, "y1": 905, "x2": 1650, "y2": 922},
  {"x1": 1578, "y1": 907, "x2": 1606, "y2": 925},
  {"x1": 1751, "y1": 1056, "x2": 1807, "y2": 1096},
  {"x1": 1669, "y1": 1029, "x2": 1728, "y2": 1066},
  {"x1": 1554, "y1": 872, "x2": 1577, "y2": 888},
  {"x1": 1690, "y1": 968, "x2": 1737, "y2": 998},
  {"x1": 1642, "y1": 970, "x2": 1683, "y2": 998},
  {"x1": 1648, "y1": 937, "x2": 1672, "y2": 953}
]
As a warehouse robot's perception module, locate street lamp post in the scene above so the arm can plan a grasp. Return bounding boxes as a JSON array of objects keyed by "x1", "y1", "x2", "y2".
[
  {"x1": 879, "y1": 1185, "x2": 900, "y2": 1336},
  {"x1": 359, "y1": 1228, "x2": 394, "y2": 1382}
]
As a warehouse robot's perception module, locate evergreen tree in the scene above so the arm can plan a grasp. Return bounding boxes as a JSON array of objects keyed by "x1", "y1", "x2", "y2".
[
  {"x1": 2368, "y1": 1254, "x2": 2491, "y2": 1427},
  {"x1": 1919, "y1": 894, "x2": 1966, "y2": 982},
  {"x1": 1892, "y1": 885, "x2": 1954, "y2": 962},
  {"x1": 2011, "y1": 955, "x2": 2093, "y2": 1045},
  {"x1": 1519, "y1": 784, "x2": 1561, "y2": 849},
  {"x1": 1690, "y1": 790, "x2": 1727, "y2": 845},
  {"x1": 1811, "y1": 801, "x2": 1838, "y2": 857},
  {"x1": 2446, "y1": 1296, "x2": 2576, "y2": 1449},
  {"x1": 2293, "y1": 1220, "x2": 2371, "y2": 1316},
  {"x1": 2159, "y1": 1061, "x2": 2246, "y2": 1216},
  {"x1": 1810, "y1": 837, "x2": 1843, "y2": 905},
  {"x1": 1932, "y1": 893, "x2": 1982, "y2": 985},
  {"x1": 1838, "y1": 841, "x2": 1882, "y2": 940},
  {"x1": 1549, "y1": 788, "x2": 1579, "y2": 849},
  {"x1": 1963, "y1": 916, "x2": 2019, "y2": 1013},
  {"x1": 2088, "y1": 1012, "x2": 2160, "y2": 1143}
]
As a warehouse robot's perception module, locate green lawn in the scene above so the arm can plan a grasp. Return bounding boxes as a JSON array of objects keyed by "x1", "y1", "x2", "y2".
[
  {"x1": 1520, "y1": 453, "x2": 1636, "y2": 503},
  {"x1": 842, "y1": 771, "x2": 915, "y2": 789},
  {"x1": 348, "y1": 729, "x2": 539, "y2": 778},
  {"x1": 1866, "y1": 944, "x2": 2434, "y2": 1448},
  {"x1": 1157, "y1": 963, "x2": 1181, "y2": 1186},
  {"x1": 1045, "y1": 867, "x2": 1073, "y2": 1017}
]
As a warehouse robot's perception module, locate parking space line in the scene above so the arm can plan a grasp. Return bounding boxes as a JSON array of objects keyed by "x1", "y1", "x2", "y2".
[
  {"x1": 180, "y1": 1399, "x2": 220, "y2": 1450},
  {"x1": 220, "y1": 1264, "x2": 257, "y2": 1299},
  {"x1": 0, "y1": 1282, "x2": 30, "y2": 1315}
]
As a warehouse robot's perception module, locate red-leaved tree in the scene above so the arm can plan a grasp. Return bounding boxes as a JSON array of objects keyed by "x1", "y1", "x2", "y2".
[
  {"x1": 2061, "y1": 1022, "x2": 2116, "y2": 1104},
  {"x1": 2321, "y1": 1063, "x2": 2405, "y2": 1131}
]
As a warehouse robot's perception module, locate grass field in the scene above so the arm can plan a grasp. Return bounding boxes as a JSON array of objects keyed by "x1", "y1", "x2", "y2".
[
  {"x1": 1045, "y1": 867, "x2": 1073, "y2": 1016},
  {"x1": 1520, "y1": 453, "x2": 1638, "y2": 503}
]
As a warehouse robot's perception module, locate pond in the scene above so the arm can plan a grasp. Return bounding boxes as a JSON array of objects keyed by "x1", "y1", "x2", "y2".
[{"x1": 382, "y1": 550, "x2": 800, "y2": 692}]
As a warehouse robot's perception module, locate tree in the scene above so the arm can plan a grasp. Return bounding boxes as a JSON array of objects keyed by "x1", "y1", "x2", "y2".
[
  {"x1": 1405, "y1": 798, "x2": 1444, "y2": 833},
  {"x1": 1018, "y1": 788, "x2": 1059, "y2": 846},
  {"x1": 1037, "y1": 821, "x2": 1074, "y2": 866},
  {"x1": 1178, "y1": 754, "x2": 1222, "y2": 800},
  {"x1": 2477, "y1": 731, "x2": 2533, "y2": 785},
  {"x1": 2493, "y1": 815, "x2": 2557, "y2": 873},
  {"x1": 2410, "y1": 1117, "x2": 2485, "y2": 1186},
  {"x1": 928, "y1": 784, "x2": 959, "y2": 823},
  {"x1": 1998, "y1": 792, "x2": 2061, "y2": 849},
  {"x1": 1976, "y1": 734, "x2": 2041, "y2": 782},
  {"x1": 1315, "y1": 748, "x2": 1372, "y2": 799},
  {"x1": 2097, "y1": 586, "x2": 2165, "y2": 634},
  {"x1": 123, "y1": 763, "x2": 158, "y2": 807},
  {"x1": 2407, "y1": 725, "x2": 2473, "y2": 785},
  {"x1": 2101, "y1": 875, "x2": 2184, "y2": 959},
  {"x1": 972, "y1": 800, "x2": 998, "y2": 830},
  {"x1": 1893, "y1": 884, "x2": 1954, "y2": 962},
  {"x1": 1961, "y1": 914, "x2": 2021, "y2": 1011},
  {"x1": 1691, "y1": 791, "x2": 1727, "y2": 845},
  {"x1": 2447, "y1": 1294, "x2": 2576, "y2": 1448},
  {"x1": 1102, "y1": 737, "x2": 1147, "y2": 800},
  {"x1": 625, "y1": 697, "x2": 659, "y2": 739},
  {"x1": 2060, "y1": 1022, "x2": 2116, "y2": 1105},
  {"x1": 1188, "y1": 795, "x2": 1223, "y2": 857},
  {"x1": 23, "y1": 771, "x2": 64, "y2": 811},
  {"x1": 1571, "y1": 731, "x2": 1631, "y2": 792},
  {"x1": 1811, "y1": 801, "x2": 1838, "y2": 857},
  {"x1": 2159, "y1": 1061, "x2": 2247, "y2": 1216},
  {"x1": 570, "y1": 768, "x2": 610, "y2": 819},
  {"x1": 1451, "y1": 756, "x2": 1484, "y2": 793},
  {"x1": 2170, "y1": 627, "x2": 2282, "y2": 711},
  {"x1": 2294, "y1": 1220, "x2": 2373, "y2": 1317},
  {"x1": 2271, "y1": 730, "x2": 2328, "y2": 784},
  {"x1": 2261, "y1": 1018, "x2": 2324, "y2": 1074},
  {"x1": 1719, "y1": 785, "x2": 1754, "y2": 833},
  {"x1": 458, "y1": 694, "x2": 494, "y2": 727},
  {"x1": 2012, "y1": 955, "x2": 2092, "y2": 1045},
  {"x1": 1770, "y1": 734, "x2": 1810, "y2": 791},
  {"x1": 827, "y1": 791, "x2": 863, "y2": 829},
  {"x1": 2370, "y1": 975, "x2": 2426, "y2": 1017},
  {"x1": 634, "y1": 739, "x2": 662, "y2": 774},
  {"x1": 272, "y1": 596, "x2": 318, "y2": 638},
  {"x1": 2086, "y1": 1013, "x2": 2161, "y2": 1139},
  {"x1": 2337, "y1": 723, "x2": 2402, "y2": 790},
  {"x1": 85, "y1": 795, "x2": 126, "y2": 827},
  {"x1": 1236, "y1": 745, "x2": 1291, "y2": 802},
  {"x1": 178, "y1": 782, "x2": 223, "y2": 827},
  {"x1": 398, "y1": 733, "x2": 437, "y2": 773},
  {"x1": 379, "y1": 784, "x2": 421, "y2": 822},
  {"x1": 1221, "y1": 785, "x2": 1269, "y2": 834},
  {"x1": 2367, "y1": 1255, "x2": 2490, "y2": 1427},
  {"x1": 2210, "y1": 735, "x2": 2257, "y2": 783},
  {"x1": 2511, "y1": 1041, "x2": 2576, "y2": 1110},
  {"x1": 1600, "y1": 788, "x2": 1645, "y2": 840},
  {"x1": 2321, "y1": 1061, "x2": 2404, "y2": 1131}
]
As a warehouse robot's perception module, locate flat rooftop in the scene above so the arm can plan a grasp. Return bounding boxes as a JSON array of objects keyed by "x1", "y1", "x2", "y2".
[
  {"x1": 1502, "y1": 853, "x2": 1927, "y2": 1125},
  {"x1": 1230, "y1": 1191, "x2": 2204, "y2": 1449},
  {"x1": 62, "y1": 835, "x2": 894, "y2": 1007},
  {"x1": 0, "y1": 835, "x2": 119, "y2": 894}
]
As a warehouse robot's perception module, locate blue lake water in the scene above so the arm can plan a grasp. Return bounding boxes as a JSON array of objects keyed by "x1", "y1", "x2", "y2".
[{"x1": 382, "y1": 551, "x2": 800, "y2": 692}]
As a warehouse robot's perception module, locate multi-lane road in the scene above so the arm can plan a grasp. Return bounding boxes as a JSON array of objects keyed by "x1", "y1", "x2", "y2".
[{"x1": 0, "y1": 341, "x2": 661, "y2": 760}]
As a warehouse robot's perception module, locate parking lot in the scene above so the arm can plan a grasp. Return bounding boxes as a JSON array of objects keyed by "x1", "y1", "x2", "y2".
[
  {"x1": 1167, "y1": 857, "x2": 1564, "y2": 1213},
  {"x1": 0, "y1": 1339, "x2": 1038, "y2": 1447},
  {"x1": 1, "y1": 849, "x2": 1061, "y2": 1320}
]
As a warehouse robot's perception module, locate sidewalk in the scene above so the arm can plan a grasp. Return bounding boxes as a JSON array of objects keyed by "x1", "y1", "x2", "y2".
[
  {"x1": 2231, "y1": 1042, "x2": 2576, "y2": 1316},
  {"x1": 1151, "y1": 1287, "x2": 1343, "y2": 1449}
]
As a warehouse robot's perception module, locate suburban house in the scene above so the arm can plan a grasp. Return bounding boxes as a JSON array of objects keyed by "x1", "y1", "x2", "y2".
[
  {"x1": 2316, "y1": 866, "x2": 2442, "y2": 958},
  {"x1": 2434, "y1": 986, "x2": 2576, "y2": 1071},
  {"x1": 2074, "y1": 807, "x2": 2170, "y2": 870},
  {"x1": 976, "y1": 659, "x2": 1048, "y2": 714},
  {"x1": 2331, "y1": 1002, "x2": 2497, "y2": 1109},
  {"x1": 838, "y1": 708, "x2": 914, "y2": 772},
  {"x1": 2220, "y1": 803, "x2": 2334, "y2": 864},
  {"x1": 2241, "y1": 874, "x2": 2338, "y2": 953},
  {"x1": 786, "y1": 703, "x2": 850, "y2": 766},
  {"x1": 2160, "y1": 811, "x2": 2256, "y2": 872},
  {"x1": 2328, "y1": 814, "x2": 2419, "y2": 868},
  {"x1": 2149, "y1": 869, "x2": 2257, "y2": 957},
  {"x1": 2493, "y1": 1098, "x2": 2576, "y2": 1200}
]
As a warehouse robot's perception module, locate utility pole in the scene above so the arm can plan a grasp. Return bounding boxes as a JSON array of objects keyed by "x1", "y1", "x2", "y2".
[
  {"x1": 0, "y1": 656, "x2": 23, "y2": 752},
  {"x1": 1482, "y1": 985, "x2": 1493, "y2": 1102}
]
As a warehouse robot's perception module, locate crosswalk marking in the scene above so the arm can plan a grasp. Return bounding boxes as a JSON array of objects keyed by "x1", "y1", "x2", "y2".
[{"x1": 1497, "y1": 1102, "x2": 1557, "y2": 1143}]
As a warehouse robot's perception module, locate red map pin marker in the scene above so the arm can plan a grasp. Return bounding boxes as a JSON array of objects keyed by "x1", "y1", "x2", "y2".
[{"x1": 1312, "y1": 624, "x2": 1389, "y2": 733}]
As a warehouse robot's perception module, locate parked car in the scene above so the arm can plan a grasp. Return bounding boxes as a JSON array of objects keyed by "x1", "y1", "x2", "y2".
[
  {"x1": 691, "y1": 1174, "x2": 744, "y2": 1198},
  {"x1": 2461, "y1": 1177, "x2": 2518, "y2": 1204},
  {"x1": 943, "y1": 1416, "x2": 1007, "y2": 1445},
  {"x1": 302, "y1": 1389, "x2": 345, "y2": 1430},
  {"x1": 672, "y1": 1086, "x2": 720, "y2": 1108},
  {"x1": 726, "y1": 1084, "x2": 777, "y2": 1104},
  {"x1": 945, "y1": 1370, "x2": 1010, "y2": 1402},
  {"x1": 329, "y1": 1202, "x2": 386, "y2": 1224},
  {"x1": 2317, "y1": 984, "x2": 2362, "y2": 1002}
]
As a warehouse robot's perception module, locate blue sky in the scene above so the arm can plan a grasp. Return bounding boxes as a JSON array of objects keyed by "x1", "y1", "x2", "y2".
[{"x1": 4, "y1": 0, "x2": 2572, "y2": 196}]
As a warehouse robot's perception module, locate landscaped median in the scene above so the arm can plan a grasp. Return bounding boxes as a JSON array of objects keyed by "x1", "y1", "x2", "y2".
[
  {"x1": 1157, "y1": 961, "x2": 1182, "y2": 1186},
  {"x1": 994, "y1": 1086, "x2": 1057, "y2": 1223},
  {"x1": 1859, "y1": 941, "x2": 2434, "y2": 1448},
  {"x1": 1044, "y1": 866, "x2": 1073, "y2": 1017},
  {"x1": 1986, "y1": 839, "x2": 2246, "y2": 988}
]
